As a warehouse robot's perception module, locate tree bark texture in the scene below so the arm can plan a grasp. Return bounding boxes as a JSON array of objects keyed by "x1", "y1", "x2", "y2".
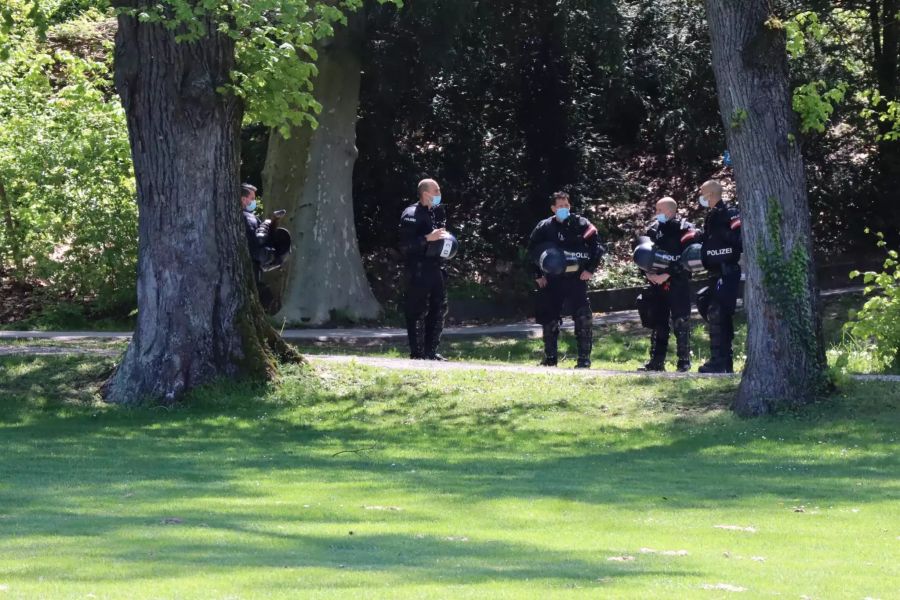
[
  {"x1": 263, "y1": 19, "x2": 381, "y2": 325},
  {"x1": 105, "y1": 10, "x2": 295, "y2": 404},
  {"x1": 263, "y1": 16, "x2": 381, "y2": 324},
  {"x1": 704, "y1": 0, "x2": 828, "y2": 416}
]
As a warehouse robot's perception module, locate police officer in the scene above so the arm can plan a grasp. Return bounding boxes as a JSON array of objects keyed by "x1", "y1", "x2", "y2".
[
  {"x1": 241, "y1": 183, "x2": 266, "y2": 282},
  {"x1": 527, "y1": 191, "x2": 605, "y2": 369},
  {"x1": 696, "y1": 179, "x2": 743, "y2": 373},
  {"x1": 638, "y1": 197, "x2": 698, "y2": 372},
  {"x1": 399, "y1": 179, "x2": 451, "y2": 360}
]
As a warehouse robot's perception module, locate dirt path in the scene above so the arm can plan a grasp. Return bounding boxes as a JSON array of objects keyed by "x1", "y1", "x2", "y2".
[
  {"x1": 308, "y1": 354, "x2": 900, "y2": 382},
  {"x1": 0, "y1": 286, "x2": 864, "y2": 344}
]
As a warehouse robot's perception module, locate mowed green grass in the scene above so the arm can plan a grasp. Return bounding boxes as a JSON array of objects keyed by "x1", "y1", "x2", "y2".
[
  {"x1": 0, "y1": 354, "x2": 897, "y2": 599},
  {"x1": 294, "y1": 293, "x2": 888, "y2": 373}
]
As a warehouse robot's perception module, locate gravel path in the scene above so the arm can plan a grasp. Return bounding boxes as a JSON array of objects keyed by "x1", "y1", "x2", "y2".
[{"x1": 3, "y1": 345, "x2": 896, "y2": 382}]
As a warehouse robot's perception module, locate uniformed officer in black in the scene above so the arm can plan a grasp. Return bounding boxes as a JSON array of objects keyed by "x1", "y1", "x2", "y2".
[
  {"x1": 696, "y1": 179, "x2": 743, "y2": 373},
  {"x1": 527, "y1": 191, "x2": 605, "y2": 369},
  {"x1": 241, "y1": 184, "x2": 267, "y2": 282},
  {"x1": 638, "y1": 197, "x2": 698, "y2": 372},
  {"x1": 399, "y1": 179, "x2": 451, "y2": 360}
]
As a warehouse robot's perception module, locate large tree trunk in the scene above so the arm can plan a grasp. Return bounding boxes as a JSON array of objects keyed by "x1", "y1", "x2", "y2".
[
  {"x1": 870, "y1": 0, "x2": 900, "y2": 231},
  {"x1": 704, "y1": 0, "x2": 828, "y2": 416},
  {"x1": 263, "y1": 18, "x2": 380, "y2": 325},
  {"x1": 105, "y1": 9, "x2": 295, "y2": 405}
]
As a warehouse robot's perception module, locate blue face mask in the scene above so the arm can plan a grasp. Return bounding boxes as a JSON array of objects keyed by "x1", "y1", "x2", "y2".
[
  {"x1": 555, "y1": 207, "x2": 570, "y2": 221},
  {"x1": 246, "y1": 200, "x2": 257, "y2": 212},
  {"x1": 699, "y1": 197, "x2": 709, "y2": 208},
  {"x1": 656, "y1": 214, "x2": 669, "y2": 224},
  {"x1": 431, "y1": 195, "x2": 442, "y2": 207}
]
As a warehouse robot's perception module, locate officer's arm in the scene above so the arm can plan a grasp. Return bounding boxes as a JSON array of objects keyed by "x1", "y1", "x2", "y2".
[
  {"x1": 399, "y1": 212, "x2": 427, "y2": 258},
  {"x1": 243, "y1": 215, "x2": 268, "y2": 263},
  {"x1": 679, "y1": 220, "x2": 699, "y2": 249},
  {"x1": 527, "y1": 223, "x2": 547, "y2": 279},
  {"x1": 727, "y1": 211, "x2": 743, "y2": 250},
  {"x1": 582, "y1": 220, "x2": 603, "y2": 273}
]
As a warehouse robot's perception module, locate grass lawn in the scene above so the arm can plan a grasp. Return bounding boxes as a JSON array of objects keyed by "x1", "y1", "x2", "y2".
[
  {"x1": 295, "y1": 293, "x2": 890, "y2": 374},
  {"x1": 0, "y1": 354, "x2": 897, "y2": 598}
]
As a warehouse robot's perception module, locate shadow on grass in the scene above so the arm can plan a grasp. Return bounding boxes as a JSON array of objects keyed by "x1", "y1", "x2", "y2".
[{"x1": 0, "y1": 353, "x2": 896, "y2": 584}]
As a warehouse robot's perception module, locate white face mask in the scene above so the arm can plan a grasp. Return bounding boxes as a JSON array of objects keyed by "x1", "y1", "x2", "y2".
[{"x1": 699, "y1": 196, "x2": 709, "y2": 208}]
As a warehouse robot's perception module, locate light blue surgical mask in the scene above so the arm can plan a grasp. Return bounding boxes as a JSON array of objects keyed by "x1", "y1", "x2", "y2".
[
  {"x1": 555, "y1": 207, "x2": 570, "y2": 221},
  {"x1": 431, "y1": 195, "x2": 442, "y2": 207},
  {"x1": 656, "y1": 214, "x2": 668, "y2": 224},
  {"x1": 699, "y1": 196, "x2": 709, "y2": 208},
  {"x1": 246, "y1": 200, "x2": 257, "y2": 212}
]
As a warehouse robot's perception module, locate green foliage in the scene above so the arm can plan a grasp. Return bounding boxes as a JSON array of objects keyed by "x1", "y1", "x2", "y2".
[
  {"x1": 858, "y1": 89, "x2": 900, "y2": 142},
  {"x1": 730, "y1": 107, "x2": 749, "y2": 129},
  {"x1": 0, "y1": 9, "x2": 137, "y2": 309},
  {"x1": 120, "y1": 0, "x2": 401, "y2": 136},
  {"x1": 591, "y1": 255, "x2": 646, "y2": 290},
  {"x1": 786, "y1": 12, "x2": 848, "y2": 134},
  {"x1": 793, "y1": 80, "x2": 847, "y2": 133},
  {"x1": 845, "y1": 231, "x2": 900, "y2": 371},
  {"x1": 785, "y1": 11, "x2": 826, "y2": 59}
]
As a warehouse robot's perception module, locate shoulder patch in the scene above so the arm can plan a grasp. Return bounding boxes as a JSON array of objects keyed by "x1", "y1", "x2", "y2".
[{"x1": 680, "y1": 230, "x2": 698, "y2": 244}]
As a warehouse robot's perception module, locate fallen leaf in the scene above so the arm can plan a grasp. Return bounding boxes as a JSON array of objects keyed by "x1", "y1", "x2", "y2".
[
  {"x1": 661, "y1": 550, "x2": 689, "y2": 556},
  {"x1": 161, "y1": 517, "x2": 183, "y2": 525},
  {"x1": 751, "y1": 556, "x2": 766, "y2": 562},
  {"x1": 364, "y1": 505, "x2": 402, "y2": 512},
  {"x1": 607, "y1": 555, "x2": 635, "y2": 562},
  {"x1": 0, "y1": 584, "x2": 8, "y2": 592},
  {"x1": 445, "y1": 536, "x2": 468, "y2": 542},
  {"x1": 700, "y1": 583, "x2": 747, "y2": 592}
]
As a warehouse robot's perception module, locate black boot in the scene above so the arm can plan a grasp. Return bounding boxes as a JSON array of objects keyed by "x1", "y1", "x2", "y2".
[
  {"x1": 406, "y1": 316, "x2": 426, "y2": 359},
  {"x1": 674, "y1": 317, "x2": 692, "y2": 373},
  {"x1": 574, "y1": 307, "x2": 593, "y2": 369},
  {"x1": 639, "y1": 327, "x2": 668, "y2": 371},
  {"x1": 424, "y1": 292, "x2": 449, "y2": 361},
  {"x1": 540, "y1": 321, "x2": 560, "y2": 366},
  {"x1": 699, "y1": 303, "x2": 733, "y2": 373}
]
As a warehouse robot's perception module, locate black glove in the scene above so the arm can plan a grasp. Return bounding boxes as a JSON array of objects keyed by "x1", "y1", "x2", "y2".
[{"x1": 255, "y1": 220, "x2": 272, "y2": 243}]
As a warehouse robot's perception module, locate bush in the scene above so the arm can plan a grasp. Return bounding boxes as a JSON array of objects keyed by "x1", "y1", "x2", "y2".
[
  {"x1": 845, "y1": 232, "x2": 900, "y2": 372},
  {"x1": 0, "y1": 14, "x2": 137, "y2": 310}
]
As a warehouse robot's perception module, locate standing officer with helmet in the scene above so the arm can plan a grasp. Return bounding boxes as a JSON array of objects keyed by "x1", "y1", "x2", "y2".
[
  {"x1": 695, "y1": 179, "x2": 743, "y2": 373},
  {"x1": 399, "y1": 178, "x2": 458, "y2": 361},
  {"x1": 527, "y1": 191, "x2": 605, "y2": 369},
  {"x1": 634, "y1": 197, "x2": 698, "y2": 372}
]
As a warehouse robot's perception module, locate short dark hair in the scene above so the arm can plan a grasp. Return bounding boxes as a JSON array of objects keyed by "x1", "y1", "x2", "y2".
[
  {"x1": 417, "y1": 178, "x2": 438, "y2": 199},
  {"x1": 551, "y1": 191, "x2": 570, "y2": 205},
  {"x1": 241, "y1": 183, "x2": 258, "y2": 198}
]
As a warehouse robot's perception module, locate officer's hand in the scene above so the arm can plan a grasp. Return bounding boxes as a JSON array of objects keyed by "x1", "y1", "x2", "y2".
[
  {"x1": 536, "y1": 277, "x2": 548, "y2": 289},
  {"x1": 580, "y1": 270, "x2": 594, "y2": 282},
  {"x1": 255, "y1": 221, "x2": 271, "y2": 240},
  {"x1": 426, "y1": 228, "x2": 447, "y2": 242}
]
